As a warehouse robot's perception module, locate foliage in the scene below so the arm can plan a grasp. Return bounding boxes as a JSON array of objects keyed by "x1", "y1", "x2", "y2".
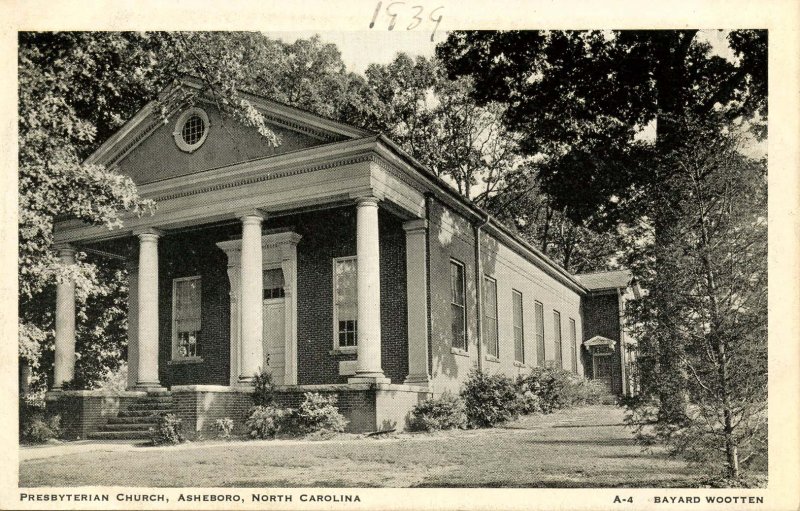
[
  {"x1": 625, "y1": 121, "x2": 767, "y2": 479},
  {"x1": 213, "y1": 418, "x2": 235, "y2": 440},
  {"x1": 245, "y1": 405, "x2": 288, "y2": 439},
  {"x1": 18, "y1": 32, "x2": 374, "y2": 392},
  {"x1": 290, "y1": 392, "x2": 348, "y2": 434},
  {"x1": 408, "y1": 392, "x2": 468, "y2": 432},
  {"x1": 361, "y1": 53, "x2": 619, "y2": 272},
  {"x1": 149, "y1": 413, "x2": 185, "y2": 445},
  {"x1": 460, "y1": 370, "x2": 522, "y2": 428},
  {"x1": 517, "y1": 367, "x2": 614, "y2": 414},
  {"x1": 97, "y1": 362, "x2": 129, "y2": 393},
  {"x1": 19, "y1": 398, "x2": 62, "y2": 444},
  {"x1": 252, "y1": 368, "x2": 277, "y2": 407},
  {"x1": 437, "y1": 30, "x2": 767, "y2": 227}
]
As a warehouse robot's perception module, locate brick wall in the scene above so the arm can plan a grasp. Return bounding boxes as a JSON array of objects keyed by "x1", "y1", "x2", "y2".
[
  {"x1": 427, "y1": 198, "x2": 480, "y2": 394},
  {"x1": 582, "y1": 292, "x2": 624, "y2": 395},
  {"x1": 157, "y1": 225, "x2": 236, "y2": 386},
  {"x1": 153, "y1": 206, "x2": 408, "y2": 388},
  {"x1": 271, "y1": 206, "x2": 408, "y2": 385}
]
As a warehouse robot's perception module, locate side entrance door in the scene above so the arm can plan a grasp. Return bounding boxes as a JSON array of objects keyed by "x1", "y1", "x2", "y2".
[
  {"x1": 592, "y1": 354, "x2": 614, "y2": 393},
  {"x1": 262, "y1": 268, "x2": 286, "y2": 385}
]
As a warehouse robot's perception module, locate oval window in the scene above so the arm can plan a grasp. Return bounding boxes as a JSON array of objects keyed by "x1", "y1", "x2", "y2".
[{"x1": 173, "y1": 108, "x2": 210, "y2": 152}]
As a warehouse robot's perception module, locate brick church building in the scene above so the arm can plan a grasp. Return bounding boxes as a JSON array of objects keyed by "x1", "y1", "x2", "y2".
[{"x1": 47, "y1": 78, "x2": 639, "y2": 438}]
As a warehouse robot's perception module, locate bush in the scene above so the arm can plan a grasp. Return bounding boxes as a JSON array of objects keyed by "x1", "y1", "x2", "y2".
[
  {"x1": 460, "y1": 370, "x2": 522, "y2": 428},
  {"x1": 149, "y1": 413, "x2": 185, "y2": 445},
  {"x1": 291, "y1": 393, "x2": 348, "y2": 434},
  {"x1": 213, "y1": 417, "x2": 234, "y2": 439},
  {"x1": 518, "y1": 367, "x2": 615, "y2": 413},
  {"x1": 252, "y1": 368, "x2": 277, "y2": 407},
  {"x1": 21, "y1": 413, "x2": 62, "y2": 443},
  {"x1": 245, "y1": 405, "x2": 287, "y2": 439},
  {"x1": 408, "y1": 392, "x2": 467, "y2": 432}
]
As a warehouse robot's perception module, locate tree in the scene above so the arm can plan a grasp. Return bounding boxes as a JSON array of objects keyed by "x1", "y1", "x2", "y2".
[
  {"x1": 361, "y1": 53, "x2": 619, "y2": 271},
  {"x1": 436, "y1": 30, "x2": 767, "y2": 227},
  {"x1": 18, "y1": 31, "x2": 373, "y2": 391},
  {"x1": 625, "y1": 121, "x2": 767, "y2": 479}
]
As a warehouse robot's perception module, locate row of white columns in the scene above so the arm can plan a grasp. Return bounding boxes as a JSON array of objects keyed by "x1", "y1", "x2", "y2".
[{"x1": 51, "y1": 196, "x2": 431, "y2": 390}]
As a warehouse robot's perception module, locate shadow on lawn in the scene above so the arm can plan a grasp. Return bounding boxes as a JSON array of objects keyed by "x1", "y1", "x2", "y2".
[{"x1": 521, "y1": 438, "x2": 635, "y2": 447}]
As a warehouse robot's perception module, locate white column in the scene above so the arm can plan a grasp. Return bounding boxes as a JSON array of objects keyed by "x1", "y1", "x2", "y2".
[
  {"x1": 53, "y1": 245, "x2": 77, "y2": 389},
  {"x1": 239, "y1": 213, "x2": 264, "y2": 383},
  {"x1": 126, "y1": 261, "x2": 139, "y2": 390},
  {"x1": 403, "y1": 219, "x2": 430, "y2": 386},
  {"x1": 136, "y1": 229, "x2": 163, "y2": 389},
  {"x1": 351, "y1": 197, "x2": 387, "y2": 382}
]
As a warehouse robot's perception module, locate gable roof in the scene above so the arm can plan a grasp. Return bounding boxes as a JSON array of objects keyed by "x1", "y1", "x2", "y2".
[
  {"x1": 85, "y1": 76, "x2": 372, "y2": 168},
  {"x1": 576, "y1": 270, "x2": 634, "y2": 292},
  {"x1": 82, "y1": 77, "x2": 589, "y2": 294}
]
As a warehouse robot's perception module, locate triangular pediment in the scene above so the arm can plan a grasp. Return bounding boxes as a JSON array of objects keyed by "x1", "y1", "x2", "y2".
[{"x1": 86, "y1": 78, "x2": 371, "y2": 185}]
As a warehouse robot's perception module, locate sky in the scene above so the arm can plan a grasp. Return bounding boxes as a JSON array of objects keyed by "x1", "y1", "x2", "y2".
[{"x1": 267, "y1": 29, "x2": 736, "y2": 75}]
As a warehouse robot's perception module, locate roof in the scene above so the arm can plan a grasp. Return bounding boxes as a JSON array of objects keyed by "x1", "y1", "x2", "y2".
[
  {"x1": 576, "y1": 270, "x2": 634, "y2": 291},
  {"x1": 82, "y1": 77, "x2": 589, "y2": 294}
]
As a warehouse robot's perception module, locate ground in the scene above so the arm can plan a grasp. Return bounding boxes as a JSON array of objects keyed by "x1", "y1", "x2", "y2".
[{"x1": 20, "y1": 405, "x2": 714, "y2": 488}]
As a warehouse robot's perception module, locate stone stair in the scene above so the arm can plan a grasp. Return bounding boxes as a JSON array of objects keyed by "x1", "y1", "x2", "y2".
[{"x1": 87, "y1": 393, "x2": 173, "y2": 440}]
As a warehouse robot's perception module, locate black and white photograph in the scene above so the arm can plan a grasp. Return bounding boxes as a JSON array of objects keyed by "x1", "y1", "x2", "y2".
[{"x1": 3, "y1": 1, "x2": 798, "y2": 509}]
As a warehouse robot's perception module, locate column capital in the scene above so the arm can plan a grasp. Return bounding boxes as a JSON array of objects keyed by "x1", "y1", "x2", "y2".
[
  {"x1": 402, "y1": 218, "x2": 428, "y2": 233},
  {"x1": 133, "y1": 227, "x2": 163, "y2": 240},
  {"x1": 53, "y1": 243, "x2": 77, "y2": 259},
  {"x1": 354, "y1": 195, "x2": 381, "y2": 208},
  {"x1": 236, "y1": 209, "x2": 266, "y2": 223}
]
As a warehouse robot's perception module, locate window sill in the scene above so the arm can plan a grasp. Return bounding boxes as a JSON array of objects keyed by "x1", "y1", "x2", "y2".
[
  {"x1": 451, "y1": 347, "x2": 470, "y2": 358},
  {"x1": 514, "y1": 361, "x2": 528, "y2": 369},
  {"x1": 168, "y1": 357, "x2": 204, "y2": 366},
  {"x1": 485, "y1": 354, "x2": 500, "y2": 364},
  {"x1": 329, "y1": 348, "x2": 357, "y2": 356}
]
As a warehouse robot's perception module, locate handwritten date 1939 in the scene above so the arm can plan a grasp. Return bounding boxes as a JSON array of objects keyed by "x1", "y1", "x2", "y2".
[{"x1": 369, "y1": 2, "x2": 444, "y2": 41}]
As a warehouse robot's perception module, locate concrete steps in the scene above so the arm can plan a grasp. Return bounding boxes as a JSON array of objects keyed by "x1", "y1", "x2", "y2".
[{"x1": 87, "y1": 393, "x2": 173, "y2": 441}]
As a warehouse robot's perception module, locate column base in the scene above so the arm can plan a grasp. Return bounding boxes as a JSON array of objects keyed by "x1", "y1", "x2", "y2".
[
  {"x1": 134, "y1": 382, "x2": 166, "y2": 393},
  {"x1": 403, "y1": 374, "x2": 431, "y2": 386},
  {"x1": 348, "y1": 375, "x2": 391, "y2": 385}
]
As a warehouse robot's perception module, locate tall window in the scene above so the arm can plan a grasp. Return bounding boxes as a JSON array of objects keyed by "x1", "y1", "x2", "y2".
[
  {"x1": 333, "y1": 257, "x2": 357, "y2": 348},
  {"x1": 483, "y1": 276, "x2": 499, "y2": 358},
  {"x1": 569, "y1": 317, "x2": 578, "y2": 373},
  {"x1": 263, "y1": 268, "x2": 285, "y2": 299},
  {"x1": 535, "y1": 301, "x2": 545, "y2": 365},
  {"x1": 553, "y1": 310, "x2": 563, "y2": 368},
  {"x1": 512, "y1": 290, "x2": 524, "y2": 363},
  {"x1": 173, "y1": 276, "x2": 201, "y2": 359},
  {"x1": 450, "y1": 260, "x2": 467, "y2": 350}
]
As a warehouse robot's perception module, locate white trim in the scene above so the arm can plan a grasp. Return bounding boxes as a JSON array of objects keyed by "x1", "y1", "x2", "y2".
[
  {"x1": 171, "y1": 275, "x2": 202, "y2": 361},
  {"x1": 173, "y1": 107, "x2": 210, "y2": 153},
  {"x1": 332, "y1": 255, "x2": 358, "y2": 351}
]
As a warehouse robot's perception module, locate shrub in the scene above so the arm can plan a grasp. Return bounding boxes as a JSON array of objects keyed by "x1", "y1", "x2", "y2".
[
  {"x1": 213, "y1": 417, "x2": 235, "y2": 439},
  {"x1": 149, "y1": 413, "x2": 185, "y2": 445},
  {"x1": 291, "y1": 393, "x2": 348, "y2": 434},
  {"x1": 518, "y1": 367, "x2": 615, "y2": 413},
  {"x1": 408, "y1": 392, "x2": 467, "y2": 432},
  {"x1": 460, "y1": 370, "x2": 522, "y2": 428},
  {"x1": 252, "y1": 368, "x2": 277, "y2": 407},
  {"x1": 245, "y1": 405, "x2": 287, "y2": 439},
  {"x1": 21, "y1": 413, "x2": 62, "y2": 443}
]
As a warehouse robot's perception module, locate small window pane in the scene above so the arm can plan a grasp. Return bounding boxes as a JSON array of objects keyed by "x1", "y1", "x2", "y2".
[
  {"x1": 484, "y1": 277, "x2": 498, "y2": 358},
  {"x1": 174, "y1": 277, "x2": 201, "y2": 358},
  {"x1": 553, "y1": 310, "x2": 563, "y2": 369},
  {"x1": 513, "y1": 290, "x2": 524, "y2": 363},
  {"x1": 335, "y1": 258, "x2": 358, "y2": 347},
  {"x1": 535, "y1": 301, "x2": 545, "y2": 365},
  {"x1": 450, "y1": 261, "x2": 466, "y2": 350},
  {"x1": 263, "y1": 268, "x2": 286, "y2": 299},
  {"x1": 569, "y1": 318, "x2": 578, "y2": 373}
]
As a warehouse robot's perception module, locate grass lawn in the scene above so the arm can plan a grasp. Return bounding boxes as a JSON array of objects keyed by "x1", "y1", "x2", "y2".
[{"x1": 20, "y1": 405, "x2": 715, "y2": 488}]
